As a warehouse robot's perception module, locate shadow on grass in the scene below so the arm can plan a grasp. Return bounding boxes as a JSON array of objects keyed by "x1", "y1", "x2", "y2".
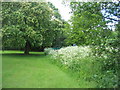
[{"x1": 1, "y1": 53, "x2": 46, "y2": 57}]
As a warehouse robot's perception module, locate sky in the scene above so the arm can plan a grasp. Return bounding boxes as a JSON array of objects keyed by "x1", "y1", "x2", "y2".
[{"x1": 48, "y1": 0, "x2": 71, "y2": 21}]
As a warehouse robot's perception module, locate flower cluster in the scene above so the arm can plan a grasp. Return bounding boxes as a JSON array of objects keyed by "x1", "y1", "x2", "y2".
[{"x1": 49, "y1": 46, "x2": 92, "y2": 66}]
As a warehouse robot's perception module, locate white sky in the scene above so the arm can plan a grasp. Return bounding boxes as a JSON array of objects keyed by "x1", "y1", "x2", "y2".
[{"x1": 48, "y1": 0, "x2": 71, "y2": 21}]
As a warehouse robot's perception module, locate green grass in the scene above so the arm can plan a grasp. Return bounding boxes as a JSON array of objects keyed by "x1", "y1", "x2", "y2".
[{"x1": 2, "y1": 50, "x2": 97, "y2": 88}]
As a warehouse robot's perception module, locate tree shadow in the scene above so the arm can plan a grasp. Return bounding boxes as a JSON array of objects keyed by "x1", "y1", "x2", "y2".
[{"x1": 1, "y1": 53, "x2": 46, "y2": 57}]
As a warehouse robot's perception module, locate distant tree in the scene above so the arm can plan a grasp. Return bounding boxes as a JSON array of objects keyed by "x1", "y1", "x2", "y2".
[{"x1": 47, "y1": 2, "x2": 66, "y2": 48}]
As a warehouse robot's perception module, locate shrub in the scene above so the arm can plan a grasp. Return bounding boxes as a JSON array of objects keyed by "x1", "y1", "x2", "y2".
[
  {"x1": 44, "y1": 48, "x2": 53, "y2": 55},
  {"x1": 49, "y1": 45, "x2": 118, "y2": 88},
  {"x1": 91, "y1": 45, "x2": 118, "y2": 88},
  {"x1": 49, "y1": 46, "x2": 92, "y2": 68},
  {"x1": 49, "y1": 46, "x2": 100, "y2": 78}
]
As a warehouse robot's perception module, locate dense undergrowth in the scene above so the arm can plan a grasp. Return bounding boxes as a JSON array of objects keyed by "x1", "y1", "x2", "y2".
[{"x1": 45, "y1": 46, "x2": 118, "y2": 88}]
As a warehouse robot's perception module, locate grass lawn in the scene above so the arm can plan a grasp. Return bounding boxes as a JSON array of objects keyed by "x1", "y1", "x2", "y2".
[{"x1": 2, "y1": 50, "x2": 97, "y2": 88}]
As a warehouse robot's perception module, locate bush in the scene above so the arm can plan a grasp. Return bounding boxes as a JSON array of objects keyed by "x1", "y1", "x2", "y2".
[
  {"x1": 49, "y1": 45, "x2": 118, "y2": 88},
  {"x1": 91, "y1": 45, "x2": 118, "y2": 88},
  {"x1": 44, "y1": 48, "x2": 53, "y2": 55},
  {"x1": 49, "y1": 46, "x2": 92, "y2": 68},
  {"x1": 49, "y1": 46, "x2": 100, "y2": 81}
]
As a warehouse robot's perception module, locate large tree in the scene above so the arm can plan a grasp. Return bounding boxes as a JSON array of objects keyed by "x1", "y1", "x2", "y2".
[
  {"x1": 2, "y1": 2, "x2": 55, "y2": 54},
  {"x1": 64, "y1": 2, "x2": 112, "y2": 46}
]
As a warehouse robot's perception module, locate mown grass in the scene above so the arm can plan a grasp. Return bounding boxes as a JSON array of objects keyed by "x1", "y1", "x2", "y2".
[{"x1": 2, "y1": 50, "x2": 97, "y2": 88}]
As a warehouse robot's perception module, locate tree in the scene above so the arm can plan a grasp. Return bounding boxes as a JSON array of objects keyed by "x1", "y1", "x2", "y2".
[
  {"x1": 64, "y1": 2, "x2": 112, "y2": 46},
  {"x1": 101, "y1": 1, "x2": 120, "y2": 87},
  {"x1": 48, "y1": 2, "x2": 62, "y2": 20},
  {"x1": 2, "y1": 2, "x2": 54, "y2": 54},
  {"x1": 51, "y1": 18, "x2": 66, "y2": 48},
  {"x1": 47, "y1": 2, "x2": 66, "y2": 48}
]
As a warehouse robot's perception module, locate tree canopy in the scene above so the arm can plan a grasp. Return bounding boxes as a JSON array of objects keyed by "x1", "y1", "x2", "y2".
[
  {"x1": 2, "y1": 2, "x2": 64, "y2": 54},
  {"x1": 64, "y1": 2, "x2": 113, "y2": 46}
]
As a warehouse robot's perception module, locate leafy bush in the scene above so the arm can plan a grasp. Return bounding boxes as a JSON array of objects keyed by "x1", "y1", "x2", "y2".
[
  {"x1": 49, "y1": 46, "x2": 101, "y2": 81},
  {"x1": 92, "y1": 45, "x2": 118, "y2": 88},
  {"x1": 49, "y1": 45, "x2": 118, "y2": 88},
  {"x1": 44, "y1": 48, "x2": 53, "y2": 55},
  {"x1": 49, "y1": 46, "x2": 92, "y2": 68}
]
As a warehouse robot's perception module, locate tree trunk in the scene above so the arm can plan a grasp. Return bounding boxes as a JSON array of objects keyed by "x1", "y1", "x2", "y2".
[{"x1": 24, "y1": 40, "x2": 31, "y2": 55}]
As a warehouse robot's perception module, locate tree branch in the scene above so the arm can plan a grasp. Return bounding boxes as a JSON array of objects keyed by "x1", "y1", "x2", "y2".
[{"x1": 103, "y1": 16, "x2": 120, "y2": 22}]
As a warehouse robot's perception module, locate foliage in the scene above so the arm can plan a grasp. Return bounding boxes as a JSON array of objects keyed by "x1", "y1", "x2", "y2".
[
  {"x1": 48, "y1": 2, "x2": 62, "y2": 20},
  {"x1": 91, "y1": 45, "x2": 118, "y2": 88},
  {"x1": 49, "y1": 45, "x2": 118, "y2": 88},
  {"x1": 99, "y1": 1, "x2": 120, "y2": 87},
  {"x1": 46, "y1": 2, "x2": 66, "y2": 48},
  {"x1": 44, "y1": 48, "x2": 53, "y2": 55},
  {"x1": 62, "y1": 2, "x2": 119, "y2": 88},
  {"x1": 49, "y1": 46, "x2": 92, "y2": 66},
  {"x1": 49, "y1": 46, "x2": 100, "y2": 86},
  {"x1": 64, "y1": 2, "x2": 111, "y2": 46},
  {"x1": 2, "y1": 1, "x2": 119, "y2": 88},
  {"x1": 2, "y1": 2, "x2": 65, "y2": 54},
  {"x1": 2, "y1": 2, "x2": 53, "y2": 54}
]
